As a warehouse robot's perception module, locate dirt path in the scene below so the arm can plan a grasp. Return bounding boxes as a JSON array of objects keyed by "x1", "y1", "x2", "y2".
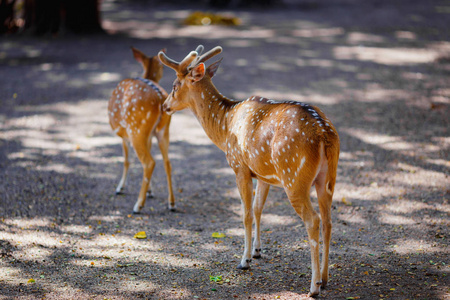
[{"x1": 0, "y1": 0, "x2": 449, "y2": 299}]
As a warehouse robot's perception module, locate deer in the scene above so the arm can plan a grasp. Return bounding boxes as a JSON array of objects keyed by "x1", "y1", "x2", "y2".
[
  {"x1": 108, "y1": 47, "x2": 175, "y2": 214},
  {"x1": 158, "y1": 45, "x2": 340, "y2": 297}
]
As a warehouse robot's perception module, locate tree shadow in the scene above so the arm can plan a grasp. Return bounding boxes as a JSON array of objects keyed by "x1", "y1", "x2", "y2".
[{"x1": 1, "y1": 0, "x2": 449, "y2": 299}]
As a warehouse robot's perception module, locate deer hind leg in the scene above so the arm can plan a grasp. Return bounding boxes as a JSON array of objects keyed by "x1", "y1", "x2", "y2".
[
  {"x1": 316, "y1": 176, "x2": 333, "y2": 289},
  {"x1": 288, "y1": 189, "x2": 321, "y2": 297},
  {"x1": 235, "y1": 170, "x2": 254, "y2": 270},
  {"x1": 252, "y1": 179, "x2": 270, "y2": 259},
  {"x1": 116, "y1": 139, "x2": 130, "y2": 194},
  {"x1": 132, "y1": 136, "x2": 155, "y2": 214},
  {"x1": 156, "y1": 125, "x2": 175, "y2": 211}
]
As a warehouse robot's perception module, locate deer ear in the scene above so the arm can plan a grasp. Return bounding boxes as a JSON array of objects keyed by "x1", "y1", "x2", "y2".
[
  {"x1": 189, "y1": 63, "x2": 205, "y2": 82},
  {"x1": 206, "y1": 58, "x2": 222, "y2": 78},
  {"x1": 131, "y1": 47, "x2": 146, "y2": 65}
]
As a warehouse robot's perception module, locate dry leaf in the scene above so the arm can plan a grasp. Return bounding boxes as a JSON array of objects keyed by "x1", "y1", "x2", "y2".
[
  {"x1": 134, "y1": 231, "x2": 147, "y2": 239},
  {"x1": 342, "y1": 197, "x2": 352, "y2": 206},
  {"x1": 212, "y1": 232, "x2": 226, "y2": 238}
]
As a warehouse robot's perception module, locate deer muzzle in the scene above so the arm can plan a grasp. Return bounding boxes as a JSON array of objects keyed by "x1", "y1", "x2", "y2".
[{"x1": 162, "y1": 102, "x2": 174, "y2": 115}]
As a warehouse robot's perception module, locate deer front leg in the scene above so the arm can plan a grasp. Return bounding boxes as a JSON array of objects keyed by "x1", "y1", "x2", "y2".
[
  {"x1": 156, "y1": 126, "x2": 175, "y2": 211},
  {"x1": 235, "y1": 170, "x2": 254, "y2": 270},
  {"x1": 252, "y1": 180, "x2": 270, "y2": 259}
]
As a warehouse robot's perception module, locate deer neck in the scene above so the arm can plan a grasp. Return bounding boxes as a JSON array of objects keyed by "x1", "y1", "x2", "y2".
[{"x1": 189, "y1": 81, "x2": 235, "y2": 152}]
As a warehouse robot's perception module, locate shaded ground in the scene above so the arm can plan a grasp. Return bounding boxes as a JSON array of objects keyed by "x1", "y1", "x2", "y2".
[{"x1": 0, "y1": 0, "x2": 449, "y2": 299}]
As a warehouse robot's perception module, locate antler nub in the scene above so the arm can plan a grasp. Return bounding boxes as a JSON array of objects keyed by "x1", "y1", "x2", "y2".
[
  {"x1": 194, "y1": 45, "x2": 204, "y2": 56},
  {"x1": 189, "y1": 46, "x2": 223, "y2": 70},
  {"x1": 159, "y1": 45, "x2": 223, "y2": 74},
  {"x1": 158, "y1": 50, "x2": 198, "y2": 74}
]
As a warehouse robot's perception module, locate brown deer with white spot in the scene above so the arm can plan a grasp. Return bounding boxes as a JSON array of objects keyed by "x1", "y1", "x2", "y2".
[
  {"x1": 108, "y1": 47, "x2": 175, "y2": 213},
  {"x1": 159, "y1": 45, "x2": 340, "y2": 296}
]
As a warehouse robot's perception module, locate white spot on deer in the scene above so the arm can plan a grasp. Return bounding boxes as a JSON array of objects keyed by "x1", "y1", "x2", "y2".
[
  {"x1": 299, "y1": 157, "x2": 306, "y2": 170},
  {"x1": 326, "y1": 181, "x2": 333, "y2": 195},
  {"x1": 295, "y1": 128, "x2": 299, "y2": 133},
  {"x1": 201, "y1": 92, "x2": 204, "y2": 99}
]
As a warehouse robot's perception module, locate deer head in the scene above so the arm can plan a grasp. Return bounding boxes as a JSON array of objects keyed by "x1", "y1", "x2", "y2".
[{"x1": 158, "y1": 45, "x2": 223, "y2": 114}]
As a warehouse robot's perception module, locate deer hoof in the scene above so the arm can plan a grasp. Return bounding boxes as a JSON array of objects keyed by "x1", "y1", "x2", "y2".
[
  {"x1": 237, "y1": 259, "x2": 251, "y2": 270},
  {"x1": 252, "y1": 249, "x2": 262, "y2": 259},
  {"x1": 237, "y1": 263, "x2": 250, "y2": 270},
  {"x1": 146, "y1": 191, "x2": 154, "y2": 198}
]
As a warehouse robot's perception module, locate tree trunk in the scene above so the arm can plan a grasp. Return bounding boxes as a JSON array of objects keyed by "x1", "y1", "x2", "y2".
[
  {"x1": 63, "y1": 0, "x2": 103, "y2": 34},
  {"x1": 23, "y1": 0, "x2": 103, "y2": 35}
]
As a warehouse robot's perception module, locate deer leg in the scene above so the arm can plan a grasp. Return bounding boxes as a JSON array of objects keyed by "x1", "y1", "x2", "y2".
[
  {"x1": 316, "y1": 178, "x2": 333, "y2": 289},
  {"x1": 235, "y1": 170, "x2": 254, "y2": 270},
  {"x1": 116, "y1": 139, "x2": 130, "y2": 194},
  {"x1": 252, "y1": 180, "x2": 270, "y2": 259},
  {"x1": 156, "y1": 126, "x2": 175, "y2": 211},
  {"x1": 132, "y1": 139, "x2": 155, "y2": 214},
  {"x1": 289, "y1": 192, "x2": 321, "y2": 297}
]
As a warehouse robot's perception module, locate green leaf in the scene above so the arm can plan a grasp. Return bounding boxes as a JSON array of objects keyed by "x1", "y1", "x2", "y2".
[{"x1": 209, "y1": 275, "x2": 222, "y2": 282}]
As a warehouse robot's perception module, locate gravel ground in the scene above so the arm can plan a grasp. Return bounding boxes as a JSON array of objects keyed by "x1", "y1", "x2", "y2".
[{"x1": 0, "y1": 0, "x2": 449, "y2": 299}]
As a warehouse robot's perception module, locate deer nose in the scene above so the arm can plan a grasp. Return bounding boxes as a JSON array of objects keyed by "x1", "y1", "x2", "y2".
[{"x1": 162, "y1": 103, "x2": 173, "y2": 115}]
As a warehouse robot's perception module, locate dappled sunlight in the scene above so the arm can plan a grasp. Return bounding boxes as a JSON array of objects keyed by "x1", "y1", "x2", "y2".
[
  {"x1": 333, "y1": 46, "x2": 439, "y2": 65},
  {"x1": 88, "y1": 72, "x2": 122, "y2": 84},
  {"x1": 170, "y1": 111, "x2": 213, "y2": 146},
  {"x1": 0, "y1": 227, "x2": 61, "y2": 248},
  {"x1": 338, "y1": 211, "x2": 368, "y2": 225},
  {"x1": 1, "y1": 0, "x2": 449, "y2": 298},
  {"x1": 260, "y1": 213, "x2": 298, "y2": 227},
  {"x1": 378, "y1": 212, "x2": 417, "y2": 225},
  {"x1": 292, "y1": 27, "x2": 344, "y2": 39},
  {"x1": 342, "y1": 128, "x2": 446, "y2": 156},
  {"x1": 361, "y1": 87, "x2": 414, "y2": 103},
  {"x1": 346, "y1": 32, "x2": 386, "y2": 44},
  {"x1": 385, "y1": 199, "x2": 450, "y2": 216},
  {"x1": 392, "y1": 238, "x2": 447, "y2": 255}
]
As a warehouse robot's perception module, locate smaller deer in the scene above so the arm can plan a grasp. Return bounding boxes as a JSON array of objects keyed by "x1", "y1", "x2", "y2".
[
  {"x1": 159, "y1": 45, "x2": 339, "y2": 297},
  {"x1": 108, "y1": 47, "x2": 175, "y2": 213}
]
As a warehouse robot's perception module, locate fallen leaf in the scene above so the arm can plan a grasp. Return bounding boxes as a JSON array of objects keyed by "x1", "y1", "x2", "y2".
[
  {"x1": 27, "y1": 278, "x2": 35, "y2": 283},
  {"x1": 212, "y1": 232, "x2": 226, "y2": 238},
  {"x1": 210, "y1": 275, "x2": 222, "y2": 282},
  {"x1": 134, "y1": 231, "x2": 147, "y2": 239},
  {"x1": 342, "y1": 197, "x2": 352, "y2": 206}
]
